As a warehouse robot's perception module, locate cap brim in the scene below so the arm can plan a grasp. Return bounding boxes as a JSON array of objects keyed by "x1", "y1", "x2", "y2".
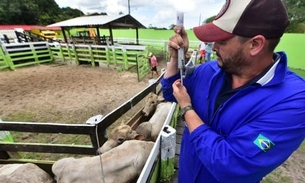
[{"x1": 193, "y1": 23, "x2": 235, "y2": 42}]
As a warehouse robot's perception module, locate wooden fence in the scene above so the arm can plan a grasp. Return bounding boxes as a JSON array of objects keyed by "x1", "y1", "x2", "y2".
[
  {"x1": 0, "y1": 42, "x2": 53, "y2": 70},
  {"x1": 0, "y1": 45, "x2": 10, "y2": 70},
  {"x1": 0, "y1": 75, "x2": 178, "y2": 182},
  {"x1": 0, "y1": 42, "x2": 151, "y2": 81},
  {"x1": 49, "y1": 42, "x2": 150, "y2": 81}
]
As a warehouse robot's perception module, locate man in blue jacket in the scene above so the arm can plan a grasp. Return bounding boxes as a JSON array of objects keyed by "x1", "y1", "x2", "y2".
[{"x1": 161, "y1": 0, "x2": 305, "y2": 182}]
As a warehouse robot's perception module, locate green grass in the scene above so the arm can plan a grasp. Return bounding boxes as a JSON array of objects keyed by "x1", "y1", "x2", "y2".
[
  {"x1": 263, "y1": 173, "x2": 293, "y2": 183},
  {"x1": 290, "y1": 68, "x2": 305, "y2": 78},
  {"x1": 62, "y1": 28, "x2": 305, "y2": 70},
  {"x1": 114, "y1": 30, "x2": 305, "y2": 70},
  {"x1": 276, "y1": 34, "x2": 305, "y2": 69}
]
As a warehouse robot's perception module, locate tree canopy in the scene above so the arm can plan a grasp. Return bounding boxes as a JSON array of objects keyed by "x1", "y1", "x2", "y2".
[
  {"x1": 283, "y1": 0, "x2": 305, "y2": 33},
  {"x1": 0, "y1": 0, "x2": 84, "y2": 25}
]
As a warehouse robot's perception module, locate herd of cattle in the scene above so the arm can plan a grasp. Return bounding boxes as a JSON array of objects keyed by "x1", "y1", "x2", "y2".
[{"x1": 0, "y1": 93, "x2": 173, "y2": 183}]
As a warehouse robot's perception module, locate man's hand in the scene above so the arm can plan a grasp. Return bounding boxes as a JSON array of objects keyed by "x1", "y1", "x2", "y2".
[
  {"x1": 172, "y1": 79, "x2": 191, "y2": 108},
  {"x1": 168, "y1": 26, "x2": 189, "y2": 59}
]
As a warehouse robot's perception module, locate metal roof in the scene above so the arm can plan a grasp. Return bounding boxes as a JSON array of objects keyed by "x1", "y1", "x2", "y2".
[{"x1": 47, "y1": 14, "x2": 146, "y2": 29}]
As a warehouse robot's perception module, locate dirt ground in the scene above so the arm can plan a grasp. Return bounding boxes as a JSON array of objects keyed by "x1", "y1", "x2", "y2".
[
  {"x1": 0, "y1": 62, "x2": 304, "y2": 182},
  {"x1": 0, "y1": 63, "x2": 161, "y2": 123}
]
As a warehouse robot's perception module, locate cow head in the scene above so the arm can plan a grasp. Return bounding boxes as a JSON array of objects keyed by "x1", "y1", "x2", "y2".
[
  {"x1": 142, "y1": 92, "x2": 165, "y2": 116},
  {"x1": 97, "y1": 124, "x2": 143, "y2": 154}
]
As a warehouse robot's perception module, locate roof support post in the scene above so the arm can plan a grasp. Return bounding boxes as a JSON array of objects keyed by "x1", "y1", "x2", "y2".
[
  {"x1": 108, "y1": 24, "x2": 114, "y2": 45},
  {"x1": 96, "y1": 27, "x2": 100, "y2": 45},
  {"x1": 62, "y1": 27, "x2": 67, "y2": 43},
  {"x1": 136, "y1": 27, "x2": 139, "y2": 45}
]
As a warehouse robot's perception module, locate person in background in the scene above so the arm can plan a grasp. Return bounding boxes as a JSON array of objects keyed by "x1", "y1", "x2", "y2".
[
  {"x1": 198, "y1": 41, "x2": 206, "y2": 63},
  {"x1": 205, "y1": 42, "x2": 214, "y2": 62},
  {"x1": 162, "y1": 0, "x2": 305, "y2": 182},
  {"x1": 148, "y1": 52, "x2": 159, "y2": 78}
]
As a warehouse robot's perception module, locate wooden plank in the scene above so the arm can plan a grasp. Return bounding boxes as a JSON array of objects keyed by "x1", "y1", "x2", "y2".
[
  {"x1": 0, "y1": 151, "x2": 10, "y2": 159},
  {"x1": 126, "y1": 108, "x2": 144, "y2": 129},
  {"x1": 175, "y1": 143, "x2": 181, "y2": 155},
  {"x1": 171, "y1": 171, "x2": 179, "y2": 183},
  {"x1": 0, "y1": 143, "x2": 96, "y2": 155},
  {"x1": 175, "y1": 134, "x2": 182, "y2": 144},
  {"x1": 0, "y1": 122, "x2": 96, "y2": 135},
  {"x1": 171, "y1": 116, "x2": 184, "y2": 182}
]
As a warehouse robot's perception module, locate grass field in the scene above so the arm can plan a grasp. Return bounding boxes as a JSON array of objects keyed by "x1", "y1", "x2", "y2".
[
  {"x1": 275, "y1": 33, "x2": 305, "y2": 69},
  {"x1": 69, "y1": 28, "x2": 305, "y2": 69},
  {"x1": 291, "y1": 68, "x2": 305, "y2": 78}
]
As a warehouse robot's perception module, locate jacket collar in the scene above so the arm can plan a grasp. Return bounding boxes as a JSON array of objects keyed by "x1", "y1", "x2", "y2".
[
  {"x1": 212, "y1": 52, "x2": 288, "y2": 87},
  {"x1": 257, "y1": 52, "x2": 286, "y2": 86}
]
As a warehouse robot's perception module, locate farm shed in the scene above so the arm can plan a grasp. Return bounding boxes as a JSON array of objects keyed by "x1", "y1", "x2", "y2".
[{"x1": 47, "y1": 14, "x2": 146, "y2": 45}]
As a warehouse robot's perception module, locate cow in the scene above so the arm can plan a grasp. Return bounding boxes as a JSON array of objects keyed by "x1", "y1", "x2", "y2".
[
  {"x1": 52, "y1": 140, "x2": 154, "y2": 183},
  {"x1": 136, "y1": 101, "x2": 172, "y2": 141},
  {"x1": 97, "y1": 93, "x2": 171, "y2": 154},
  {"x1": 0, "y1": 163, "x2": 54, "y2": 183},
  {"x1": 97, "y1": 124, "x2": 144, "y2": 154},
  {"x1": 142, "y1": 92, "x2": 165, "y2": 116}
]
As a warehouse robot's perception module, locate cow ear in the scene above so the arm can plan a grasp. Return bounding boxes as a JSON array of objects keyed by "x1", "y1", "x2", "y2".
[{"x1": 134, "y1": 134, "x2": 146, "y2": 140}]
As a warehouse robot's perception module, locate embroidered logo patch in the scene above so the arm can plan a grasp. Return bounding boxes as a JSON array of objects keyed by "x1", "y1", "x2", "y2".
[{"x1": 253, "y1": 134, "x2": 275, "y2": 152}]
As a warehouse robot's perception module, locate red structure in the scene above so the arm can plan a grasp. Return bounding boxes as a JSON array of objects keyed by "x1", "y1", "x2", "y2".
[{"x1": 0, "y1": 25, "x2": 61, "y2": 31}]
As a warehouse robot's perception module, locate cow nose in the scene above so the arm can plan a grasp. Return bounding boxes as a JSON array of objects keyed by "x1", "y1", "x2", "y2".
[
  {"x1": 96, "y1": 149, "x2": 102, "y2": 155},
  {"x1": 142, "y1": 110, "x2": 149, "y2": 116}
]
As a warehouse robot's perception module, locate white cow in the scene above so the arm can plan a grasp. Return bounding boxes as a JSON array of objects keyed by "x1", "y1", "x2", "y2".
[
  {"x1": 98, "y1": 124, "x2": 144, "y2": 153},
  {"x1": 99, "y1": 93, "x2": 171, "y2": 153},
  {"x1": 142, "y1": 92, "x2": 165, "y2": 116},
  {"x1": 52, "y1": 140, "x2": 154, "y2": 183},
  {"x1": 136, "y1": 101, "x2": 172, "y2": 141},
  {"x1": 0, "y1": 163, "x2": 54, "y2": 183}
]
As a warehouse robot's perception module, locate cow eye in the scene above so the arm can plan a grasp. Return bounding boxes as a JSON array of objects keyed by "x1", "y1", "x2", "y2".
[{"x1": 117, "y1": 137, "x2": 125, "y2": 144}]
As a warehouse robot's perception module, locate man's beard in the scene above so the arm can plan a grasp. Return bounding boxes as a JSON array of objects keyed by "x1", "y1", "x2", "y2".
[{"x1": 217, "y1": 48, "x2": 250, "y2": 75}]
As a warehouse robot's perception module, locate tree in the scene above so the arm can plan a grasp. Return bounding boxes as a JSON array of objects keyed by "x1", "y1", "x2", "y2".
[
  {"x1": 204, "y1": 15, "x2": 216, "y2": 24},
  {"x1": 86, "y1": 12, "x2": 107, "y2": 16},
  {"x1": 0, "y1": 0, "x2": 84, "y2": 25},
  {"x1": 282, "y1": 0, "x2": 305, "y2": 33},
  {"x1": 169, "y1": 24, "x2": 176, "y2": 30}
]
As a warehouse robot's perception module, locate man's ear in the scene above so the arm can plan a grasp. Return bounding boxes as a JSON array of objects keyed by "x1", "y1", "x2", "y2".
[{"x1": 249, "y1": 35, "x2": 265, "y2": 56}]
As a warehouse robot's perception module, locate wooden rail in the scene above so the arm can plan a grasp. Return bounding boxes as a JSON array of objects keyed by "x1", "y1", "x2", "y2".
[
  {"x1": 0, "y1": 42, "x2": 53, "y2": 70},
  {"x1": 0, "y1": 41, "x2": 150, "y2": 81},
  {"x1": 0, "y1": 74, "x2": 164, "y2": 180}
]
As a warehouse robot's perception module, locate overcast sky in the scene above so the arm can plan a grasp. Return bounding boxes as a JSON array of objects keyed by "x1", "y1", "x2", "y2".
[{"x1": 54, "y1": 0, "x2": 225, "y2": 29}]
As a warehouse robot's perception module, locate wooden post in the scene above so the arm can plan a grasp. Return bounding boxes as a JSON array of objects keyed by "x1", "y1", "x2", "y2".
[
  {"x1": 88, "y1": 45, "x2": 95, "y2": 67},
  {"x1": 108, "y1": 24, "x2": 114, "y2": 45},
  {"x1": 122, "y1": 47, "x2": 128, "y2": 70},
  {"x1": 62, "y1": 27, "x2": 68, "y2": 43},
  {"x1": 0, "y1": 119, "x2": 20, "y2": 159},
  {"x1": 0, "y1": 44, "x2": 10, "y2": 70},
  {"x1": 136, "y1": 27, "x2": 139, "y2": 45},
  {"x1": 30, "y1": 43, "x2": 40, "y2": 64}
]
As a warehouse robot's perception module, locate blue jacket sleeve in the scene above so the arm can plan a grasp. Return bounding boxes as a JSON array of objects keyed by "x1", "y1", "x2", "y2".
[
  {"x1": 189, "y1": 95, "x2": 305, "y2": 182},
  {"x1": 161, "y1": 73, "x2": 180, "y2": 102}
]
